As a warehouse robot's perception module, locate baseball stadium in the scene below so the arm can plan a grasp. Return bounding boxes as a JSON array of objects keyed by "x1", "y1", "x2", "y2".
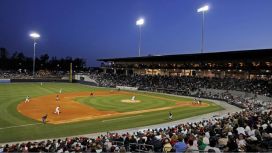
[
  {"x1": 1, "y1": 1, "x2": 272, "y2": 153},
  {"x1": 1, "y1": 48, "x2": 272, "y2": 152}
]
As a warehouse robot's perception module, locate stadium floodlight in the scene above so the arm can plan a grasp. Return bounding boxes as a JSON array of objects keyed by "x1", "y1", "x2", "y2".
[
  {"x1": 136, "y1": 18, "x2": 144, "y2": 26},
  {"x1": 29, "y1": 32, "x2": 40, "y2": 38},
  {"x1": 197, "y1": 5, "x2": 209, "y2": 53},
  {"x1": 197, "y1": 5, "x2": 209, "y2": 13},
  {"x1": 136, "y1": 18, "x2": 144, "y2": 57},
  {"x1": 29, "y1": 32, "x2": 40, "y2": 78}
]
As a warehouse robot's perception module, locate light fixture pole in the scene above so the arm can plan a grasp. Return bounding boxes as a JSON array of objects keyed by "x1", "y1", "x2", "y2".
[
  {"x1": 197, "y1": 5, "x2": 209, "y2": 53},
  {"x1": 29, "y1": 32, "x2": 40, "y2": 78},
  {"x1": 136, "y1": 18, "x2": 144, "y2": 57}
]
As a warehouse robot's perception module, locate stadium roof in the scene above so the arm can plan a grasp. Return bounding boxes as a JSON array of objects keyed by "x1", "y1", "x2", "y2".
[{"x1": 97, "y1": 48, "x2": 272, "y2": 62}]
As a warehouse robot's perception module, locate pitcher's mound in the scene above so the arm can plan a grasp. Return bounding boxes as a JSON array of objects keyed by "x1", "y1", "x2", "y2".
[{"x1": 121, "y1": 99, "x2": 141, "y2": 103}]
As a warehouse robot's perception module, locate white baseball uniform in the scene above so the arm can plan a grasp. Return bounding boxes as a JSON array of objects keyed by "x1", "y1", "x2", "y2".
[
  {"x1": 54, "y1": 106, "x2": 60, "y2": 115},
  {"x1": 25, "y1": 96, "x2": 30, "y2": 103}
]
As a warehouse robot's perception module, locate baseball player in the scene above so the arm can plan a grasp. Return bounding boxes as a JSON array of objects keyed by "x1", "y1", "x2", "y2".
[
  {"x1": 54, "y1": 106, "x2": 60, "y2": 115},
  {"x1": 56, "y1": 95, "x2": 60, "y2": 102},
  {"x1": 42, "y1": 114, "x2": 48, "y2": 124},
  {"x1": 131, "y1": 96, "x2": 136, "y2": 101},
  {"x1": 25, "y1": 96, "x2": 30, "y2": 103},
  {"x1": 193, "y1": 98, "x2": 196, "y2": 104},
  {"x1": 59, "y1": 88, "x2": 62, "y2": 94},
  {"x1": 169, "y1": 111, "x2": 173, "y2": 120}
]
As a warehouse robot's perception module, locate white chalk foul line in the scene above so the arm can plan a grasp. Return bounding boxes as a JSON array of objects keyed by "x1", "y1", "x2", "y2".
[
  {"x1": 102, "y1": 115, "x2": 143, "y2": 122},
  {"x1": 0, "y1": 123, "x2": 43, "y2": 130}
]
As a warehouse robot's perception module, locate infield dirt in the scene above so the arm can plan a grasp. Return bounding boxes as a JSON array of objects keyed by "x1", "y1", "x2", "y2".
[{"x1": 17, "y1": 91, "x2": 208, "y2": 124}]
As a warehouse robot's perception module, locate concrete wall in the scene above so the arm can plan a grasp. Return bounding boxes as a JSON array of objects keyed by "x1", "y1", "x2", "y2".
[{"x1": 74, "y1": 74, "x2": 97, "y2": 83}]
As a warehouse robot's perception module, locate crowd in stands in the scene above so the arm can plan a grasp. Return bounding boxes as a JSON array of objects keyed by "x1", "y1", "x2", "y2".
[
  {"x1": 198, "y1": 90, "x2": 271, "y2": 112},
  {"x1": 2, "y1": 106, "x2": 272, "y2": 152},
  {"x1": 2, "y1": 73, "x2": 272, "y2": 152},
  {"x1": 0, "y1": 70, "x2": 65, "y2": 79},
  {"x1": 90, "y1": 73, "x2": 272, "y2": 112},
  {"x1": 89, "y1": 73, "x2": 272, "y2": 97},
  {"x1": 0, "y1": 70, "x2": 32, "y2": 79}
]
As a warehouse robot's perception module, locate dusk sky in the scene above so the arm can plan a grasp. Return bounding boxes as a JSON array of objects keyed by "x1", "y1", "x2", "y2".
[{"x1": 0, "y1": 0, "x2": 272, "y2": 66}]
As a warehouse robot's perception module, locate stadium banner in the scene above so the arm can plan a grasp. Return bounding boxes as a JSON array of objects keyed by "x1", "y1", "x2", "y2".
[
  {"x1": 116, "y1": 86, "x2": 138, "y2": 91},
  {"x1": 0, "y1": 79, "x2": 11, "y2": 83}
]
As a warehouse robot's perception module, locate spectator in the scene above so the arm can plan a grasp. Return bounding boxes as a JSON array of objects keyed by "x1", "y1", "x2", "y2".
[
  {"x1": 163, "y1": 138, "x2": 172, "y2": 153},
  {"x1": 204, "y1": 137, "x2": 221, "y2": 153},
  {"x1": 185, "y1": 139, "x2": 199, "y2": 153},
  {"x1": 174, "y1": 135, "x2": 187, "y2": 153}
]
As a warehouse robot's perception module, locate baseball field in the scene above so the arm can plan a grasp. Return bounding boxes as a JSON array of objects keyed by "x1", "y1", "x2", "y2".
[{"x1": 0, "y1": 83, "x2": 223, "y2": 143}]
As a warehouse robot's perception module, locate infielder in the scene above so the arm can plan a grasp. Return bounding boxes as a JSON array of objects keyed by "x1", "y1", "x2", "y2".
[
  {"x1": 42, "y1": 114, "x2": 48, "y2": 124},
  {"x1": 131, "y1": 96, "x2": 135, "y2": 101},
  {"x1": 59, "y1": 88, "x2": 62, "y2": 94},
  {"x1": 56, "y1": 95, "x2": 60, "y2": 102},
  {"x1": 25, "y1": 96, "x2": 30, "y2": 103}
]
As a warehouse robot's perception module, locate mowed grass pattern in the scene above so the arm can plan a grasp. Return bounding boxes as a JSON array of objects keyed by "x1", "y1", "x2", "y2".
[
  {"x1": 76, "y1": 94, "x2": 177, "y2": 112},
  {"x1": 0, "y1": 83, "x2": 223, "y2": 143}
]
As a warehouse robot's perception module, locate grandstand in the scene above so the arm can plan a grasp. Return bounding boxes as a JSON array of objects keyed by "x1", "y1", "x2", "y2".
[{"x1": 98, "y1": 48, "x2": 272, "y2": 79}]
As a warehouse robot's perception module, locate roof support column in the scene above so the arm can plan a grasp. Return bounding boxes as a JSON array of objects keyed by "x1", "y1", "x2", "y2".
[{"x1": 103, "y1": 68, "x2": 107, "y2": 74}]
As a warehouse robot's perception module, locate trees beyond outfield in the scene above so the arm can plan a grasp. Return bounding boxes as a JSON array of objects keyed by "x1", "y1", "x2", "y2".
[{"x1": 0, "y1": 48, "x2": 88, "y2": 71}]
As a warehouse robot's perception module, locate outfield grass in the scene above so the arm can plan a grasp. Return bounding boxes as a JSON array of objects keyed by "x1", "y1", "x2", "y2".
[{"x1": 0, "y1": 83, "x2": 223, "y2": 143}]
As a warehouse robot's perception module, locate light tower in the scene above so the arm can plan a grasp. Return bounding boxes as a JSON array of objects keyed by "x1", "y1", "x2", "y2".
[
  {"x1": 136, "y1": 18, "x2": 145, "y2": 57},
  {"x1": 197, "y1": 5, "x2": 209, "y2": 53},
  {"x1": 29, "y1": 32, "x2": 40, "y2": 78}
]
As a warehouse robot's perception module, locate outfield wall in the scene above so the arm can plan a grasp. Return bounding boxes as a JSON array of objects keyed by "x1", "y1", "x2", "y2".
[
  {"x1": 116, "y1": 86, "x2": 138, "y2": 91},
  {"x1": 74, "y1": 74, "x2": 97, "y2": 83},
  {"x1": 74, "y1": 80, "x2": 97, "y2": 86},
  {"x1": 0, "y1": 79, "x2": 10, "y2": 83},
  {"x1": 10, "y1": 78, "x2": 98, "y2": 86},
  {"x1": 10, "y1": 79, "x2": 69, "y2": 83}
]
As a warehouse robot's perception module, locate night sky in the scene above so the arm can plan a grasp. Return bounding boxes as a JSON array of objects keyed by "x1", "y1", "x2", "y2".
[{"x1": 0, "y1": 0, "x2": 272, "y2": 66}]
